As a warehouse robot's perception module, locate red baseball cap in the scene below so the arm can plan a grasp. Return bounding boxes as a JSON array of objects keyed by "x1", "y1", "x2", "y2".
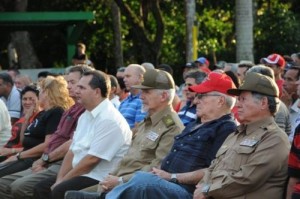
[
  {"x1": 189, "y1": 72, "x2": 236, "y2": 94},
  {"x1": 262, "y1": 53, "x2": 286, "y2": 68}
]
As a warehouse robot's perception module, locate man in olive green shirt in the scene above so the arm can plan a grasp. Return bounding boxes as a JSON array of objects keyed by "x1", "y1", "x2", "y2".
[{"x1": 65, "y1": 68, "x2": 184, "y2": 199}]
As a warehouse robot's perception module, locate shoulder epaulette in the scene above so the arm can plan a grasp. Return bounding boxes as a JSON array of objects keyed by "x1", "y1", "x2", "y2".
[{"x1": 162, "y1": 114, "x2": 175, "y2": 128}]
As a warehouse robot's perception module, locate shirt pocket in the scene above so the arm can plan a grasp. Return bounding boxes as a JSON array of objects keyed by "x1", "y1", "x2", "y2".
[
  {"x1": 140, "y1": 136, "x2": 159, "y2": 150},
  {"x1": 231, "y1": 146, "x2": 256, "y2": 171}
]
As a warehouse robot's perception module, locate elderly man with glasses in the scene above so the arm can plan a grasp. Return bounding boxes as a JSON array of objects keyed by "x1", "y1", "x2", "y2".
[
  {"x1": 194, "y1": 72, "x2": 290, "y2": 199},
  {"x1": 101, "y1": 72, "x2": 237, "y2": 199}
]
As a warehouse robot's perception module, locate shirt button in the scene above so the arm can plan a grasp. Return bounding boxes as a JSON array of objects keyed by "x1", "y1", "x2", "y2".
[
  {"x1": 166, "y1": 161, "x2": 169, "y2": 164},
  {"x1": 180, "y1": 144, "x2": 183, "y2": 146},
  {"x1": 173, "y1": 149, "x2": 177, "y2": 152}
]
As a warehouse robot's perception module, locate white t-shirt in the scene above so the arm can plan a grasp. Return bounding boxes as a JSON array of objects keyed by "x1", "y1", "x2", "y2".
[
  {"x1": 0, "y1": 99, "x2": 11, "y2": 147},
  {"x1": 70, "y1": 98, "x2": 132, "y2": 181}
]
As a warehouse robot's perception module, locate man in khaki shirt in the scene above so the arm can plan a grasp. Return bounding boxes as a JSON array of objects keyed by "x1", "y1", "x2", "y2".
[
  {"x1": 65, "y1": 68, "x2": 184, "y2": 199},
  {"x1": 194, "y1": 72, "x2": 290, "y2": 199}
]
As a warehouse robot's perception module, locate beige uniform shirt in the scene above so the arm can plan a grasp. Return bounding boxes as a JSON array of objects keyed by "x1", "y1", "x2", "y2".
[
  {"x1": 111, "y1": 105, "x2": 184, "y2": 182},
  {"x1": 201, "y1": 117, "x2": 290, "y2": 199}
]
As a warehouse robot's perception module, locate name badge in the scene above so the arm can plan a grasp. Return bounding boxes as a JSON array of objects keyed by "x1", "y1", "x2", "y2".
[
  {"x1": 240, "y1": 139, "x2": 258, "y2": 147},
  {"x1": 146, "y1": 131, "x2": 159, "y2": 141}
]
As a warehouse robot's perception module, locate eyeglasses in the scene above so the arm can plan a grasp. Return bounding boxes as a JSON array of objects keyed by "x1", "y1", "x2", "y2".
[{"x1": 195, "y1": 93, "x2": 221, "y2": 100}]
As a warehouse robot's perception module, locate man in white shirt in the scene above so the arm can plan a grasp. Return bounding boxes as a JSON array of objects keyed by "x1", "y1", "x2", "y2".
[{"x1": 33, "y1": 70, "x2": 132, "y2": 199}]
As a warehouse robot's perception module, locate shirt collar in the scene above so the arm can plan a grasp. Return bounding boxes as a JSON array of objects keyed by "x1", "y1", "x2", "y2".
[
  {"x1": 237, "y1": 116, "x2": 275, "y2": 135},
  {"x1": 145, "y1": 105, "x2": 173, "y2": 126},
  {"x1": 128, "y1": 92, "x2": 141, "y2": 99},
  {"x1": 90, "y1": 98, "x2": 110, "y2": 118},
  {"x1": 291, "y1": 99, "x2": 300, "y2": 113}
]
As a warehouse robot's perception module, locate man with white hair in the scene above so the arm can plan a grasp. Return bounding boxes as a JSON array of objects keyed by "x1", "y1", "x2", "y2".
[
  {"x1": 64, "y1": 69, "x2": 184, "y2": 199},
  {"x1": 194, "y1": 72, "x2": 289, "y2": 199},
  {"x1": 104, "y1": 72, "x2": 237, "y2": 199}
]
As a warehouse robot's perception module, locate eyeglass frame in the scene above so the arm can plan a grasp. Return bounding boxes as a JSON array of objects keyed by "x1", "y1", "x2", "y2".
[{"x1": 195, "y1": 93, "x2": 222, "y2": 100}]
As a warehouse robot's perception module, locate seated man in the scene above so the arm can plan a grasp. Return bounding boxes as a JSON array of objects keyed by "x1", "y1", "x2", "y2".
[
  {"x1": 118, "y1": 64, "x2": 147, "y2": 129},
  {"x1": 194, "y1": 72, "x2": 290, "y2": 199},
  {"x1": 178, "y1": 70, "x2": 207, "y2": 126},
  {"x1": 0, "y1": 65, "x2": 92, "y2": 199},
  {"x1": 33, "y1": 70, "x2": 133, "y2": 199},
  {"x1": 64, "y1": 68, "x2": 184, "y2": 199},
  {"x1": 69, "y1": 72, "x2": 237, "y2": 199}
]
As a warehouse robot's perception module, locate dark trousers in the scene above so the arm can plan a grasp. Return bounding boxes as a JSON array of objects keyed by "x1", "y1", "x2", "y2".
[
  {"x1": 33, "y1": 175, "x2": 98, "y2": 199},
  {"x1": 65, "y1": 191, "x2": 102, "y2": 199},
  {"x1": 0, "y1": 158, "x2": 35, "y2": 178},
  {"x1": 293, "y1": 193, "x2": 300, "y2": 199}
]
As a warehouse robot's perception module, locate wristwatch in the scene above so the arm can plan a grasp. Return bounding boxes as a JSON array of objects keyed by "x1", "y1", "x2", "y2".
[
  {"x1": 118, "y1": 177, "x2": 124, "y2": 185},
  {"x1": 41, "y1": 153, "x2": 50, "y2": 163},
  {"x1": 16, "y1": 152, "x2": 22, "y2": 160},
  {"x1": 170, "y1": 173, "x2": 178, "y2": 184},
  {"x1": 201, "y1": 183, "x2": 210, "y2": 197}
]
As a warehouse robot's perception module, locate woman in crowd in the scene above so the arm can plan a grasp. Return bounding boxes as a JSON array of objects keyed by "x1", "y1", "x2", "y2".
[
  {"x1": 0, "y1": 75, "x2": 74, "y2": 177},
  {"x1": 0, "y1": 85, "x2": 41, "y2": 162}
]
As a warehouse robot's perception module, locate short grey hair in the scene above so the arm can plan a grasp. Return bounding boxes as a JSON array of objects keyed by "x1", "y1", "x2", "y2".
[
  {"x1": 252, "y1": 92, "x2": 279, "y2": 115},
  {"x1": 246, "y1": 65, "x2": 275, "y2": 80},
  {"x1": 184, "y1": 70, "x2": 207, "y2": 84},
  {"x1": 209, "y1": 91, "x2": 236, "y2": 109},
  {"x1": 154, "y1": 89, "x2": 176, "y2": 105}
]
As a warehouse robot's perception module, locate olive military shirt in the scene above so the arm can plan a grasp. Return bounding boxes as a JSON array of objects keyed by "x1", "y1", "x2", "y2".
[
  {"x1": 201, "y1": 117, "x2": 290, "y2": 199},
  {"x1": 111, "y1": 105, "x2": 184, "y2": 182}
]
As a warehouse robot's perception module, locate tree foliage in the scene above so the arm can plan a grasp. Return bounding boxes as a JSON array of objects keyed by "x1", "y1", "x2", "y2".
[{"x1": 0, "y1": 0, "x2": 299, "y2": 83}]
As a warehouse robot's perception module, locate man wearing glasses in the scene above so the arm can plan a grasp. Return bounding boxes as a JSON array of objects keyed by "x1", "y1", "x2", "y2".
[
  {"x1": 103, "y1": 72, "x2": 237, "y2": 199},
  {"x1": 194, "y1": 72, "x2": 290, "y2": 199}
]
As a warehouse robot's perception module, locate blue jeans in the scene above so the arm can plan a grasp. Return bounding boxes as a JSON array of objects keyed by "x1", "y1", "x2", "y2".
[{"x1": 106, "y1": 171, "x2": 193, "y2": 199}]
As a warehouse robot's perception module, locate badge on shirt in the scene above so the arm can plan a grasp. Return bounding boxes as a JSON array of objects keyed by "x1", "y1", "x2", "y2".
[
  {"x1": 240, "y1": 138, "x2": 258, "y2": 147},
  {"x1": 146, "y1": 131, "x2": 159, "y2": 141}
]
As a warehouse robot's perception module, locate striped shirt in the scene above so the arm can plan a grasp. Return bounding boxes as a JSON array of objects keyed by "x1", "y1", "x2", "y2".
[
  {"x1": 178, "y1": 101, "x2": 197, "y2": 126},
  {"x1": 119, "y1": 93, "x2": 146, "y2": 128}
]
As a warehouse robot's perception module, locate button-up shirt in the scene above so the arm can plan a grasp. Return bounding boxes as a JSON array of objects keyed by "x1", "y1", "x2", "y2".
[
  {"x1": 202, "y1": 117, "x2": 290, "y2": 199},
  {"x1": 161, "y1": 114, "x2": 236, "y2": 193}
]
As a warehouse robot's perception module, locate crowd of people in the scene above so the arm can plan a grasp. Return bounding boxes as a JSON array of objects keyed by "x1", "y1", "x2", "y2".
[{"x1": 0, "y1": 51, "x2": 300, "y2": 199}]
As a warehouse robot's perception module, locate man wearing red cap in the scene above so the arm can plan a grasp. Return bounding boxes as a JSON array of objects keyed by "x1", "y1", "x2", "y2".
[
  {"x1": 194, "y1": 72, "x2": 289, "y2": 199},
  {"x1": 261, "y1": 53, "x2": 286, "y2": 97},
  {"x1": 104, "y1": 72, "x2": 237, "y2": 199}
]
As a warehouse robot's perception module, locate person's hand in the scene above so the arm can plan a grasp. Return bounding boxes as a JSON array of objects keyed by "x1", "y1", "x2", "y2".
[
  {"x1": 100, "y1": 175, "x2": 120, "y2": 192},
  {"x1": 3, "y1": 155, "x2": 17, "y2": 163},
  {"x1": 193, "y1": 184, "x2": 206, "y2": 199},
  {"x1": 31, "y1": 159, "x2": 46, "y2": 173},
  {"x1": 51, "y1": 179, "x2": 63, "y2": 190},
  {"x1": 0, "y1": 148, "x2": 13, "y2": 156},
  {"x1": 24, "y1": 103, "x2": 36, "y2": 121},
  {"x1": 151, "y1": 167, "x2": 171, "y2": 180}
]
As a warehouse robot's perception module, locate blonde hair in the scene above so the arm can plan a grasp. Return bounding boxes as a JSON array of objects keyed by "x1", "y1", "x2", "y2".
[{"x1": 40, "y1": 76, "x2": 74, "y2": 110}]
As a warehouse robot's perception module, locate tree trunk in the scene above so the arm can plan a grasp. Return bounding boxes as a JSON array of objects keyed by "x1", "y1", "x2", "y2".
[
  {"x1": 8, "y1": 0, "x2": 41, "y2": 69},
  {"x1": 114, "y1": 0, "x2": 164, "y2": 65},
  {"x1": 235, "y1": 0, "x2": 254, "y2": 62},
  {"x1": 111, "y1": 0, "x2": 123, "y2": 69},
  {"x1": 185, "y1": 0, "x2": 195, "y2": 62}
]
